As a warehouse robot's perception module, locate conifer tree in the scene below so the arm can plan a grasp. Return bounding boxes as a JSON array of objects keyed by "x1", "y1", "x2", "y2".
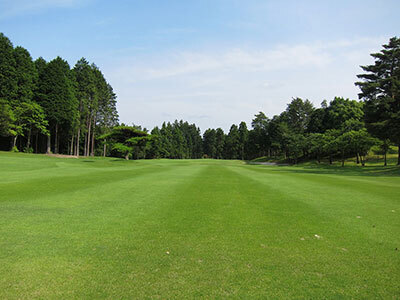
[
  {"x1": 203, "y1": 129, "x2": 217, "y2": 158},
  {"x1": 215, "y1": 128, "x2": 225, "y2": 159},
  {"x1": 36, "y1": 57, "x2": 77, "y2": 154},
  {"x1": 238, "y1": 121, "x2": 249, "y2": 160},
  {"x1": 356, "y1": 37, "x2": 400, "y2": 164},
  {"x1": 13, "y1": 46, "x2": 37, "y2": 104},
  {"x1": 0, "y1": 33, "x2": 17, "y2": 101}
]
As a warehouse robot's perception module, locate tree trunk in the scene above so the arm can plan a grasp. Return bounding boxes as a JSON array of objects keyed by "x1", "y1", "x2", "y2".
[
  {"x1": 70, "y1": 134, "x2": 74, "y2": 156},
  {"x1": 11, "y1": 135, "x2": 17, "y2": 149},
  {"x1": 103, "y1": 139, "x2": 107, "y2": 157},
  {"x1": 55, "y1": 123, "x2": 59, "y2": 154},
  {"x1": 384, "y1": 150, "x2": 387, "y2": 166},
  {"x1": 57, "y1": 136, "x2": 60, "y2": 154},
  {"x1": 76, "y1": 128, "x2": 80, "y2": 157},
  {"x1": 341, "y1": 150, "x2": 345, "y2": 167},
  {"x1": 46, "y1": 134, "x2": 51, "y2": 154},
  {"x1": 90, "y1": 116, "x2": 96, "y2": 156},
  {"x1": 125, "y1": 152, "x2": 129, "y2": 160},
  {"x1": 86, "y1": 114, "x2": 91, "y2": 157},
  {"x1": 35, "y1": 133, "x2": 39, "y2": 153},
  {"x1": 398, "y1": 143, "x2": 400, "y2": 165},
  {"x1": 356, "y1": 153, "x2": 360, "y2": 164},
  {"x1": 26, "y1": 127, "x2": 32, "y2": 150},
  {"x1": 84, "y1": 131, "x2": 87, "y2": 156},
  {"x1": 329, "y1": 154, "x2": 332, "y2": 165}
]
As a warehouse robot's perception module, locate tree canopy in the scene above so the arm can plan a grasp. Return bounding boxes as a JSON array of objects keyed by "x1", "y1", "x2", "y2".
[
  {"x1": 356, "y1": 36, "x2": 400, "y2": 165},
  {"x1": 0, "y1": 33, "x2": 398, "y2": 166}
]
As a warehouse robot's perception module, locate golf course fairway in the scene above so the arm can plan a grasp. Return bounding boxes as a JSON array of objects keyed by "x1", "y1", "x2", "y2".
[{"x1": 0, "y1": 152, "x2": 399, "y2": 298}]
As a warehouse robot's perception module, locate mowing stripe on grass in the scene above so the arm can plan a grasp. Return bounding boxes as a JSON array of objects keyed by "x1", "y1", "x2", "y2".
[{"x1": 0, "y1": 154, "x2": 399, "y2": 298}]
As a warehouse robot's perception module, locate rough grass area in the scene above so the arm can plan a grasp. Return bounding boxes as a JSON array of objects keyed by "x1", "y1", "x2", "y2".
[{"x1": 0, "y1": 152, "x2": 399, "y2": 298}]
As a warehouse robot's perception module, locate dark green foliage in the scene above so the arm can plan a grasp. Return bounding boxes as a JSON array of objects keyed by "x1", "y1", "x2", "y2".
[
  {"x1": 0, "y1": 33, "x2": 118, "y2": 155},
  {"x1": 356, "y1": 37, "x2": 400, "y2": 164},
  {"x1": 0, "y1": 32, "x2": 397, "y2": 164},
  {"x1": 100, "y1": 126, "x2": 149, "y2": 160},
  {"x1": 324, "y1": 97, "x2": 364, "y2": 131},
  {"x1": 36, "y1": 57, "x2": 77, "y2": 126},
  {"x1": 336, "y1": 129, "x2": 377, "y2": 166},
  {"x1": 97, "y1": 84, "x2": 119, "y2": 129},
  {"x1": 0, "y1": 99, "x2": 16, "y2": 137},
  {"x1": 249, "y1": 112, "x2": 270, "y2": 157},
  {"x1": 283, "y1": 132, "x2": 305, "y2": 164},
  {"x1": 147, "y1": 127, "x2": 163, "y2": 158},
  {"x1": 224, "y1": 124, "x2": 240, "y2": 159},
  {"x1": 307, "y1": 105, "x2": 327, "y2": 133},
  {"x1": 13, "y1": 46, "x2": 37, "y2": 104},
  {"x1": 148, "y1": 121, "x2": 202, "y2": 159},
  {"x1": 286, "y1": 97, "x2": 314, "y2": 133},
  {"x1": 11, "y1": 100, "x2": 49, "y2": 150},
  {"x1": 215, "y1": 128, "x2": 225, "y2": 159},
  {"x1": 36, "y1": 56, "x2": 77, "y2": 153},
  {"x1": 307, "y1": 133, "x2": 325, "y2": 163},
  {"x1": 238, "y1": 121, "x2": 249, "y2": 160},
  {"x1": 203, "y1": 128, "x2": 217, "y2": 158},
  {"x1": 0, "y1": 33, "x2": 17, "y2": 101}
]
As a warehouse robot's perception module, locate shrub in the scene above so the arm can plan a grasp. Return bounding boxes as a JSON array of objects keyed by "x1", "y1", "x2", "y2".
[{"x1": 11, "y1": 146, "x2": 19, "y2": 152}]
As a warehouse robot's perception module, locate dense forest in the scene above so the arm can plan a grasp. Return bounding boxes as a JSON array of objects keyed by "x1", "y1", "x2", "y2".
[
  {"x1": 0, "y1": 33, "x2": 119, "y2": 156},
  {"x1": 1, "y1": 33, "x2": 399, "y2": 165}
]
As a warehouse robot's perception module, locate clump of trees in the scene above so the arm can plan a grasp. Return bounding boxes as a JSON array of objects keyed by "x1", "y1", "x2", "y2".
[
  {"x1": 1, "y1": 33, "x2": 399, "y2": 166},
  {"x1": 200, "y1": 97, "x2": 379, "y2": 166},
  {"x1": 147, "y1": 121, "x2": 203, "y2": 159},
  {"x1": 201, "y1": 36, "x2": 399, "y2": 166},
  {"x1": 100, "y1": 126, "x2": 151, "y2": 160},
  {"x1": 0, "y1": 33, "x2": 119, "y2": 155}
]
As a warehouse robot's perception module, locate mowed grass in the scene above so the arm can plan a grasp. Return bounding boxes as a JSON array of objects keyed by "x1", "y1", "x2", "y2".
[{"x1": 0, "y1": 152, "x2": 399, "y2": 299}]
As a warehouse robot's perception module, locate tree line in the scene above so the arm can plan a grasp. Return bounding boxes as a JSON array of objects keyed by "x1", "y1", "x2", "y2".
[
  {"x1": 0, "y1": 33, "x2": 119, "y2": 156},
  {"x1": 133, "y1": 96, "x2": 377, "y2": 166},
  {"x1": 110, "y1": 37, "x2": 399, "y2": 166},
  {"x1": 1, "y1": 33, "x2": 399, "y2": 166}
]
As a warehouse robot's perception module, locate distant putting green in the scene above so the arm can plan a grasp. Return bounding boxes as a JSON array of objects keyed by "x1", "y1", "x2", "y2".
[{"x1": 0, "y1": 152, "x2": 399, "y2": 298}]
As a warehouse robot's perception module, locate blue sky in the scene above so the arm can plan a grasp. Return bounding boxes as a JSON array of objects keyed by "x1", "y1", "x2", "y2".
[{"x1": 1, "y1": 0, "x2": 399, "y2": 131}]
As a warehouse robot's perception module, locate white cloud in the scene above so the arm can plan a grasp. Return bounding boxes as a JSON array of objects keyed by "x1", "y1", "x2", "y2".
[
  {"x1": 103, "y1": 36, "x2": 388, "y2": 132},
  {"x1": 115, "y1": 44, "x2": 332, "y2": 83}
]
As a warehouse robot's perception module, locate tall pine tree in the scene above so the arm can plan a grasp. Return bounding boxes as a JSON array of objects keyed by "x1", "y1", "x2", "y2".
[
  {"x1": 36, "y1": 57, "x2": 77, "y2": 154},
  {"x1": 356, "y1": 37, "x2": 400, "y2": 164}
]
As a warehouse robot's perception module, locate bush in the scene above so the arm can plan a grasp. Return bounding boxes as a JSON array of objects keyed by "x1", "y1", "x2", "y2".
[
  {"x1": 388, "y1": 146, "x2": 398, "y2": 154},
  {"x1": 23, "y1": 147, "x2": 34, "y2": 153},
  {"x1": 10, "y1": 146, "x2": 19, "y2": 152}
]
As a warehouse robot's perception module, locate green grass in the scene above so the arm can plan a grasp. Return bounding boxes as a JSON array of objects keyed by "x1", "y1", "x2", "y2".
[
  {"x1": 252, "y1": 152, "x2": 399, "y2": 166},
  {"x1": 0, "y1": 152, "x2": 399, "y2": 298}
]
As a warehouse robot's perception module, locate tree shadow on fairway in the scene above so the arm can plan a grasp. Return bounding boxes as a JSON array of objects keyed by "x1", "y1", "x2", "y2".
[{"x1": 268, "y1": 164, "x2": 400, "y2": 177}]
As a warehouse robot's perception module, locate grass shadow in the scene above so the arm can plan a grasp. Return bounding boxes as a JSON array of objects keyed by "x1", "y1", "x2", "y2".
[{"x1": 268, "y1": 164, "x2": 400, "y2": 177}]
